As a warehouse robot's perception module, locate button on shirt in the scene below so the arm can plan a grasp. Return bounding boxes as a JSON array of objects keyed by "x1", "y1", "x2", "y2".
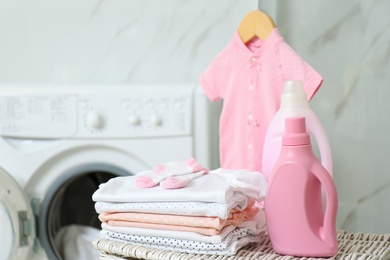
[{"x1": 199, "y1": 28, "x2": 322, "y2": 173}]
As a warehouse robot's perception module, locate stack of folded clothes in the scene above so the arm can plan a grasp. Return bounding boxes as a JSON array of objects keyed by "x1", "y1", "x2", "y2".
[{"x1": 92, "y1": 159, "x2": 267, "y2": 256}]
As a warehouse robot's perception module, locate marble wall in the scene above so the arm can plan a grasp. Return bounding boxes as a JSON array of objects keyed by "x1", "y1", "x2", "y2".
[
  {"x1": 0, "y1": 0, "x2": 256, "y2": 84},
  {"x1": 0, "y1": 0, "x2": 389, "y2": 234},
  {"x1": 260, "y1": 0, "x2": 390, "y2": 234}
]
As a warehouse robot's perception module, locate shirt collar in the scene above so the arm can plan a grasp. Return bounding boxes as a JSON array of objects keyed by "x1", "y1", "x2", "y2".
[{"x1": 231, "y1": 28, "x2": 283, "y2": 63}]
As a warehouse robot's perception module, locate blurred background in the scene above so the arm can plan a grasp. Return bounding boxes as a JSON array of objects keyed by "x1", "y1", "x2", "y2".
[{"x1": 0, "y1": 0, "x2": 389, "y2": 234}]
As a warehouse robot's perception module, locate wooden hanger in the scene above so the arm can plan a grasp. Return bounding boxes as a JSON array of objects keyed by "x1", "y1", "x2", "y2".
[{"x1": 238, "y1": 9, "x2": 276, "y2": 43}]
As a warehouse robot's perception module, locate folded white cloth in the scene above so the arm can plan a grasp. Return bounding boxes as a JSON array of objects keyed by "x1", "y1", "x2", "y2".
[
  {"x1": 100, "y1": 227, "x2": 265, "y2": 256},
  {"x1": 101, "y1": 215, "x2": 264, "y2": 244},
  {"x1": 93, "y1": 168, "x2": 266, "y2": 203},
  {"x1": 54, "y1": 225, "x2": 101, "y2": 260},
  {"x1": 94, "y1": 191, "x2": 250, "y2": 219},
  {"x1": 101, "y1": 222, "x2": 234, "y2": 244}
]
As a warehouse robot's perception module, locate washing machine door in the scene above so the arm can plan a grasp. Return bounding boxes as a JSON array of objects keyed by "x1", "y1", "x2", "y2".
[{"x1": 0, "y1": 168, "x2": 35, "y2": 260}]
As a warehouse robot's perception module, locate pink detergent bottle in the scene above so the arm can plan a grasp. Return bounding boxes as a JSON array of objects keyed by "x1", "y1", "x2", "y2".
[
  {"x1": 262, "y1": 80, "x2": 332, "y2": 182},
  {"x1": 265, "y1": 117, "x2": 338, "y2": 257}
]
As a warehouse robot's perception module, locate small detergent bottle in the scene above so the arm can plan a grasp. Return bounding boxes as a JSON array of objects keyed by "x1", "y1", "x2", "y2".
[
  {"x1": 265, "y1": 117, "x2": 338, "y2": 257},
  {"x1": 262, "y1": 80, "x2": 332, "y2": 182}
]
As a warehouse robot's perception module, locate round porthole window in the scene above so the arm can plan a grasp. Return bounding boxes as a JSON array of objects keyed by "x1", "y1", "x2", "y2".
[{"x1": 39, "y1": 163, "x2": 130, "y2": 260}]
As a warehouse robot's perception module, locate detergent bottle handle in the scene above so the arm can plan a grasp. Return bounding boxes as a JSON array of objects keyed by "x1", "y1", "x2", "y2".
[
  {"x1": 308, "y1": 113, "x2": 333, "y2": 177},
  {"x1": 311, "y1": 161, "x2": 338, "y2": 244}
]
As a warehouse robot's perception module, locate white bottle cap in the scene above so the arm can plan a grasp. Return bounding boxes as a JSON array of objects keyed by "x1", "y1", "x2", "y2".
[{"x1": 281, "y1": 80, "x2": 308, "y2": 104}]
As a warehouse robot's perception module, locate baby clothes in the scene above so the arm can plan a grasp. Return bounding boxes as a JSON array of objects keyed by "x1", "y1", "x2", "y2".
[
  {"x1": 94, "y1": 192, "x2": 252, "y2": 219},
  {"x1": 99, "y1": 205, "x2": 258, "y2": 230},
  {"x1": 106, "y1": 220, "x2": 227, "y2": 236},
  {"x1": 101, "y1": 222, "x2": 236, "y2": 244},
  {"x1": 99, "y1": 208, "x2": 267, "y2": 255},
  {"x1": 199, "y1": 28, "x2": 323, "y2": 172},
  {"x1": 160, "y1": 170, "x2": 208, "y2": 189},
  {"x1": 92, "y1": 168, "x2": 267, "y2": 204},
  {"x1": 101, "y1": 217, "x2": 263, "y2": 244},
  {"x1": 100, "y1": 227, "x2": 265, "y2": 256},
  {"x1": 153, "y1": 157, "x2": 202, "y2": 174},
  {"x1": 136, "y1": 158, "x2": 207, "y2": 189},
  {"x1": 93, "y1": 164, "x2": 267, "y2": 257}
]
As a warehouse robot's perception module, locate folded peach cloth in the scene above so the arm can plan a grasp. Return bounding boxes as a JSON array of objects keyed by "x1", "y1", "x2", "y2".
[
  {"x1": 106, "y1": 220, "x2": 226, "y2": 236},
  {"x1": 99, "y1": 205, "x2": 259, "y2": 231}
]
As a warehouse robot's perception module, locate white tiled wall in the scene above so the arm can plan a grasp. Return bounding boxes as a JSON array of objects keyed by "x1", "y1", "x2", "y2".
[{"x1": 1, "y1": 0, "x2": 389, "y2": 234}]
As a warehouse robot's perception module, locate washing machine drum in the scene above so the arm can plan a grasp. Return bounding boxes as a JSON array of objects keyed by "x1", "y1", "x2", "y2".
[
  {"x1": 41, "y1": 164, "x2": 130, "y2": 260},
  {"x1": 0, "y1": 167, "x2": 35, "y2": 260},
  {"x1": 0, "y1": 164, "x2": 130, "y2": 260}
]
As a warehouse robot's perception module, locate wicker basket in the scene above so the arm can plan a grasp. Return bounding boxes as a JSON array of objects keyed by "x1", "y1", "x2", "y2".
[{"x1": 93, "y1": 232, "x2": 390, "y2": 260}]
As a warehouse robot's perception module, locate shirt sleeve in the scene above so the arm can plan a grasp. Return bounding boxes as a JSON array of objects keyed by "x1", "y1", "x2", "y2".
[
  {"x1": 276, "y1": 42, "x2": 323, "y2": 101},
  {"x1": 198, "y1": 52, "x2": 228, "y2": 102}
]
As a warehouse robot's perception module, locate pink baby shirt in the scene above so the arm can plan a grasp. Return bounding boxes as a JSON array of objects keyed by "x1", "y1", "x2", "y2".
[{"x1": 199, "y1": 28, "x2": 322, "y2": 172}]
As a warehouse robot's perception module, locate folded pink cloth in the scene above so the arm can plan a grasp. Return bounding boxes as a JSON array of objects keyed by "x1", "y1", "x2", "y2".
[{"x1": 99, "y1": 206, "x2": 259, "y2": 231}]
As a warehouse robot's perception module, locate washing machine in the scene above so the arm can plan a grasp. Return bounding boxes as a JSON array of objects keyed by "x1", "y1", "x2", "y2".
[{"x1": 0, "y1": 84, "x2": 220, "y2": 260}]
